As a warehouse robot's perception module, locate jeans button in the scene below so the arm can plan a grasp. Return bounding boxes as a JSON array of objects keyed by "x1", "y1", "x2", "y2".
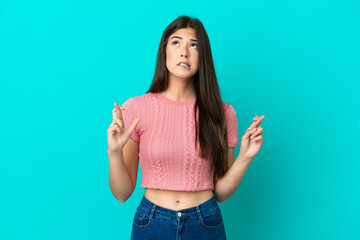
[{"x1": 177, "y1": 212, "x2": 181, "y2": 217}]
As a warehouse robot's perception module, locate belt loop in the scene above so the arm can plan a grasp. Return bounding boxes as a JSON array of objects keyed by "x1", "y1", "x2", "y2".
[
  {"x1": 149, "y1": 204, "x2": 157, "y2": 219},
  {"x1": 196, "y1": 205, "x2": 203, "y2": 221}
]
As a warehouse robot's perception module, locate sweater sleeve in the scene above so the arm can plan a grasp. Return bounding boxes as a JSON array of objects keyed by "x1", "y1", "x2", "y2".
[
  {"x1": 225, "y1": 104, "x2": 239, "y2": 148},
  {"x1": 121, "y1": 97, "x2": 141, "y2": 143}
]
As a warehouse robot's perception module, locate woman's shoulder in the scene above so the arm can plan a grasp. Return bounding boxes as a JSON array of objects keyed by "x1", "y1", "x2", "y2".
[
  {"x1": 221, "y1": 100, "x2": 235, "y2": 112},
  {"x1": 125, "y1": 92, "x2": 156, "y2": 104}
]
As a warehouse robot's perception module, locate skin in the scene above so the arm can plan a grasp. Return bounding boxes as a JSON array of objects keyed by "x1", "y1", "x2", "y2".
[
  {"x1": 161, "y1": 28, "x2": 199, "y2": 102},
  {"x1": 110, "y1": 27, "x2": 265, "y2": 210}
]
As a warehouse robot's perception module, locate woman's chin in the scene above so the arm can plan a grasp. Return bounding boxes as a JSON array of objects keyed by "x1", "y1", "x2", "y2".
[{"x1": 171, "y1": 72, "x2": 196, "y2": 80}]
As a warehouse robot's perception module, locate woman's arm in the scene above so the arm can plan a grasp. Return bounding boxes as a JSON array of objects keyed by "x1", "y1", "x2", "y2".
[
  {"x1": 213, "y1": 115, "x2": 265, "y2": 203},
  {"x1": 108, "y1": 138, "x2": 139, "y2": 203},
  {"x1": 213, "y1": 152, "x2": 252, "y2": 203}
]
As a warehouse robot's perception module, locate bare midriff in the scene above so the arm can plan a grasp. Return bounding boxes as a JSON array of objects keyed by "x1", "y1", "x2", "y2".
[{"x1": 144, "y1": 188, "x2": 215, "y2": 211}]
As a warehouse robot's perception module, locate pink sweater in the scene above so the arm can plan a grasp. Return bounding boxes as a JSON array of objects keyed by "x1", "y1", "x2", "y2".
[{"x1": 121, "y1": 92, "x2": 239, "y2": 191}]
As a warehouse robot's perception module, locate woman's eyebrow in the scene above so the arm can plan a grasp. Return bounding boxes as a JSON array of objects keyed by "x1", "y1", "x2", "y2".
[{"x1": 171, "y1": 36, "x2": 198, "y2": 42}]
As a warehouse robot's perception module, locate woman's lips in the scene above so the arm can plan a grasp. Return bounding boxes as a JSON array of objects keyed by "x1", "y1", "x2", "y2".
[{"x1": 178, "y1": 64, "x2": 190, "y2": 69}]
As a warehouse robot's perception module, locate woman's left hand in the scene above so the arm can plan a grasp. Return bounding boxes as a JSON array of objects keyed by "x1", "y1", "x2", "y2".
[{"x1": 239, "y1": 115, "x2": 265, "y2": 161}]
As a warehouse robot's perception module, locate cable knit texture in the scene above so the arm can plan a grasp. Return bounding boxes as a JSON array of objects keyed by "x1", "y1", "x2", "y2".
[{"x1": 121, "y1": 92, "x2": 239, "y2": 191}]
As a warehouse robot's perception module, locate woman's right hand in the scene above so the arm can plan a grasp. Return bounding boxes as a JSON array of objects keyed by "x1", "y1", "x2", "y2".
[{"x1": 107, "y1": 102, "x2": 140, "y2": 153}]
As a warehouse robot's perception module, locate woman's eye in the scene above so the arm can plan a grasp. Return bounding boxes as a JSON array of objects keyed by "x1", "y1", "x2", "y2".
[
  {"x1": 172, "y1": 41, "x2": 179, "y2": 46},
  {"x1": 190, "y1": 43, "x2": 197, "y2": 49}
]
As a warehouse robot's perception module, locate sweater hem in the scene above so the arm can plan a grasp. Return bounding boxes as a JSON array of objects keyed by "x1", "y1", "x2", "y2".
[{"x1": 141, "y1": 184, "x2": 214, "y2": 192}]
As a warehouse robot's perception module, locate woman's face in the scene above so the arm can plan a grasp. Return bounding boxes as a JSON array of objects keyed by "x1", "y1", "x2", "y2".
[{"x1": 165, "y1": 28, "x2": 199, "y2": 81}]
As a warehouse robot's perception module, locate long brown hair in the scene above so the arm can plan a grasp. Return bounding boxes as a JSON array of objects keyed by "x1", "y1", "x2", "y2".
[{"x1": 146, "y1": 15, "x2": 229, "y2": 179}]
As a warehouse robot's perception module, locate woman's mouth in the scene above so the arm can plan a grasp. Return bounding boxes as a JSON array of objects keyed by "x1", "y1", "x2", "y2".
[{"x1": 178, "y1": 63, "x2": 190, "y2": 69}]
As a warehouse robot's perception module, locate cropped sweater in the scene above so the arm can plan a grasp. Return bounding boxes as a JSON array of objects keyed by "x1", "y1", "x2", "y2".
[{"x1": 121, "y1": 92, "x2": 239, "y2": 191}]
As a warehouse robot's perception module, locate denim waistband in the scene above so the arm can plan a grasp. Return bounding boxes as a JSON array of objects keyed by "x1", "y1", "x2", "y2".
[{"x1": 138, "y1": 193, "x2": 218, "y2": 220}]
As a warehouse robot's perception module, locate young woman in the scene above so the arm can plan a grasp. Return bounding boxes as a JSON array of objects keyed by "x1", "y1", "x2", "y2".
[{"x1": 107, "y1": 15, "x2": 265, "y2": 239}]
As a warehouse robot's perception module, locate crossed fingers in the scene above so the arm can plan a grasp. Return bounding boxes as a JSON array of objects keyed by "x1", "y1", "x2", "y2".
[
  {"x1": 113, "y1": 103, "x2": 125, "y2": 128},
  {"x1": 249, "y1": 115, "x2": 265, "y2": 140}
]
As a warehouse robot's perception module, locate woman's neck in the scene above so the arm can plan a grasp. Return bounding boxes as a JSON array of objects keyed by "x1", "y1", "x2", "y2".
[{"x1": 161, "y1": 78, "x2": 196, "y2": 102}]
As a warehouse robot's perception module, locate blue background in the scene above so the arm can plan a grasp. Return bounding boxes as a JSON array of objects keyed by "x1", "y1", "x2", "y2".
[{"x1": 1, "y1": 0, "x2": 359, "y2": 239}]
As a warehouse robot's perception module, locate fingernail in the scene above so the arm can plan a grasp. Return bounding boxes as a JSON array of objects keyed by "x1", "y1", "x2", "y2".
[{"x1": 252, "y1": 128, "x2": 256, "y2": 132}]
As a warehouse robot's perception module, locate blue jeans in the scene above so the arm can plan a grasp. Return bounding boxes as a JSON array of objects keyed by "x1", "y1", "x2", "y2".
[{"x1": 131, "y1": 194, "x2": 226, "y2": 240}]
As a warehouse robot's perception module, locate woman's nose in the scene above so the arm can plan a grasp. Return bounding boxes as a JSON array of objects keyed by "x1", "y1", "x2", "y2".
[{"x1": 180, "y1": 46, "x2": 189, "y2": 58}]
